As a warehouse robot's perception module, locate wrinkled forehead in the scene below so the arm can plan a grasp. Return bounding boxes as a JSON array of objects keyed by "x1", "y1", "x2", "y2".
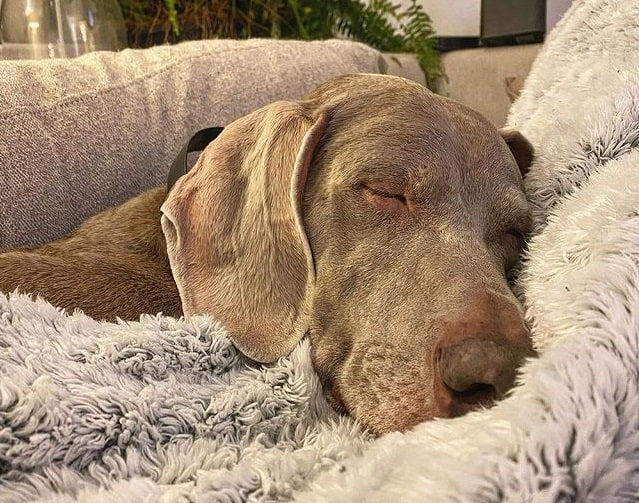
[{"x1": 319, "y1": 86, "x2": 521, "y2": 188}]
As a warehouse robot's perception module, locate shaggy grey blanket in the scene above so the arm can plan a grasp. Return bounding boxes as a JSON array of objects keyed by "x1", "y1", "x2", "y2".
[
  {"x1": 0, "y1": 295, "x2": 372, "y2": 503},
  {"x1": 3, "y1": 0, "x2": 639, "y2": 501},
  {"x1": 0, "y1": 297, "x2": 367, "y2": 502}
]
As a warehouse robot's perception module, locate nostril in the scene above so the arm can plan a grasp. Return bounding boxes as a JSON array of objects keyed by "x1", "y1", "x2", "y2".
[
  {"x1": 449, "y1": 382, "x2": 496, "y2": 407},
  {"x1": 437, "y1": 339, "x2": 524, "y2": 415}
]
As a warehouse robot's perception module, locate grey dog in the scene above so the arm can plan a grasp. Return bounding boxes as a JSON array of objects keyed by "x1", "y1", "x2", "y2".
[{"x1": 0, "y1": 74, "x2": 535, "y2": 434}]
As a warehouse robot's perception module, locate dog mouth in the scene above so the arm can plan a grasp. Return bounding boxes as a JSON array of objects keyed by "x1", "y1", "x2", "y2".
[
  {"x1": 323, "y1": 378, "x2": 349, "y2": 416},
  {"x1": 309, "y1": 335, "x2": 352, "y2": 416}
]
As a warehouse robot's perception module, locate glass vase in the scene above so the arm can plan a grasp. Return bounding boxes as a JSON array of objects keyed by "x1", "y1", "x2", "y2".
[{"x1": 0, "y1": 0, "x2": 128, "y2": 59}]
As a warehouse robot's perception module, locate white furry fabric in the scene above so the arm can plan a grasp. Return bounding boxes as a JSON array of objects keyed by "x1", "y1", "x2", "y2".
[
  {"x1": 0, "y1": 296, "x2": 368, "y2": 502},
  {"x1": 3, "y1": 0, "x2": 639, "y2": 501}
]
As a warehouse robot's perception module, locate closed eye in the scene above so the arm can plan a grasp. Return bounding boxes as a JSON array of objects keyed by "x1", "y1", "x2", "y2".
[
  {"x1": 360, "y1": 183, "x2": 409, "y2": 213},
  {"x1": 366, "y1": 187, "x2": 407, "y2": 204},
  {"x1": 501, "y1": 229, "x2": 527, "y2": 269},
  {"x1": 505, "y1": 228, "x2": 525, "y2": 243}
]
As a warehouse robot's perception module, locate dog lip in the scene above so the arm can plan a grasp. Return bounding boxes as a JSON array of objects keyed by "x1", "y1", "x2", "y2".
[{"x1": 323, "y1": 379, "x2": 349, "y2": 416}]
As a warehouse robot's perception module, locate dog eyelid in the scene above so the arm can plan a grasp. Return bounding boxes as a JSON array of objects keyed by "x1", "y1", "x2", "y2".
[
  {"x1": 501, "y1": 209, "x2": 533, "y2": 239},
  {"x1": 372, "y1": 189, "x2": 407, "y2": 204},
  {"x1": 359, "y1": 183, "x2": 408, "y2": 204},
  {"x1": 506, "y1": 228, "x2": 525, "y2": 240},
  {"x1": 499, "y1": 228, "x2": 527, "y2": 265},
  {"x1": 501, "y1": 228, "x2": 529, "y2": 253}
]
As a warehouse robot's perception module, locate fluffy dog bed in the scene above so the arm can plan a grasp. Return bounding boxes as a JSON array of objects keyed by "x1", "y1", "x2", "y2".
[
  {"x1": 295, "y1": 1, "x2": 639, "y2": 500},
  {"x1": 0, "y1": 301, "x2": 368, "y2": 502},
  {"x1": 2, "y1": 0, "x2": 639, "y2": 501}
]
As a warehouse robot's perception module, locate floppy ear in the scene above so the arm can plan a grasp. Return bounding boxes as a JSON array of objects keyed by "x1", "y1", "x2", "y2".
[
  {"x1": 500, "y1": 129, "x2": 534, "y2": 178},
  {"x1": 160, "y1": 102, "x2": 329, "y2": 362}
]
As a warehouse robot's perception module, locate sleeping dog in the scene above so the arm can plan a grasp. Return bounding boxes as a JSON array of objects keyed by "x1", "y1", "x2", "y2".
[{"x1": 0, "y1": 74, "x2": 535, "y2": 434}]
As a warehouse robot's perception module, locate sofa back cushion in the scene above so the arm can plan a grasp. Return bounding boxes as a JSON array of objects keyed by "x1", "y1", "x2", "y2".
[{"x1": 0, "y1": 39, "x2": 384, "y2": 249}]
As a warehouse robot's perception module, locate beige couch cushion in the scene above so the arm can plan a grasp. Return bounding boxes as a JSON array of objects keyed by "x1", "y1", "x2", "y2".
[
  {"x1": 0, "y1": 39, "x2": 384, "y2": 249},
  {"x1": 381, "y1": 53, "x2": 428, "y2": 88},
  {"x1": 436, "y1": 44, "x2": 542, "y2": 127}
]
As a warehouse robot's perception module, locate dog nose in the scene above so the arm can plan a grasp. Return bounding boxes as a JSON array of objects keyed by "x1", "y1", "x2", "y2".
[{"x1": 436, "y1": 338, "x2": 531, "y2": 417}]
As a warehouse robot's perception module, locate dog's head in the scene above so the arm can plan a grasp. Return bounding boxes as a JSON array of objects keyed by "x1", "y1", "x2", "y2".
[{"x1": 161, "y1": 74, "x2": 534, "y2": 434}]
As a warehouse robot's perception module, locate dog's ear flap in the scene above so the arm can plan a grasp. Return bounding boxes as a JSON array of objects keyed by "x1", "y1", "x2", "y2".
[
  {"x1": 500, "y1": 129, "x2": 534, "y2": 178},
  {"x1": 161, "y1": 103, "x2": 329, "y2": 362}
]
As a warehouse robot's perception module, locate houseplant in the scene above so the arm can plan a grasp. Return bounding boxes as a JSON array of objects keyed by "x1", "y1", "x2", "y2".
[{"x1": 116, "y1": 0, "x2": 442, "y2": 81}]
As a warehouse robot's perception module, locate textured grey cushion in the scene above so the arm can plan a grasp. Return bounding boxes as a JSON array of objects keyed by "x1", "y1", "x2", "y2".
[
  {"x1": 0, "y1": 39, "x2": 384, "y2": 249},
  {"x1": 436, "y1": 44, "x2": 541, "y2": 128}
]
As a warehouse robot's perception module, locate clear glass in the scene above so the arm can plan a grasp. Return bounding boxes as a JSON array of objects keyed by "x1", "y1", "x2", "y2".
[{"x1": 0, "y1": 0, "x2": 128, "y2": 60}]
